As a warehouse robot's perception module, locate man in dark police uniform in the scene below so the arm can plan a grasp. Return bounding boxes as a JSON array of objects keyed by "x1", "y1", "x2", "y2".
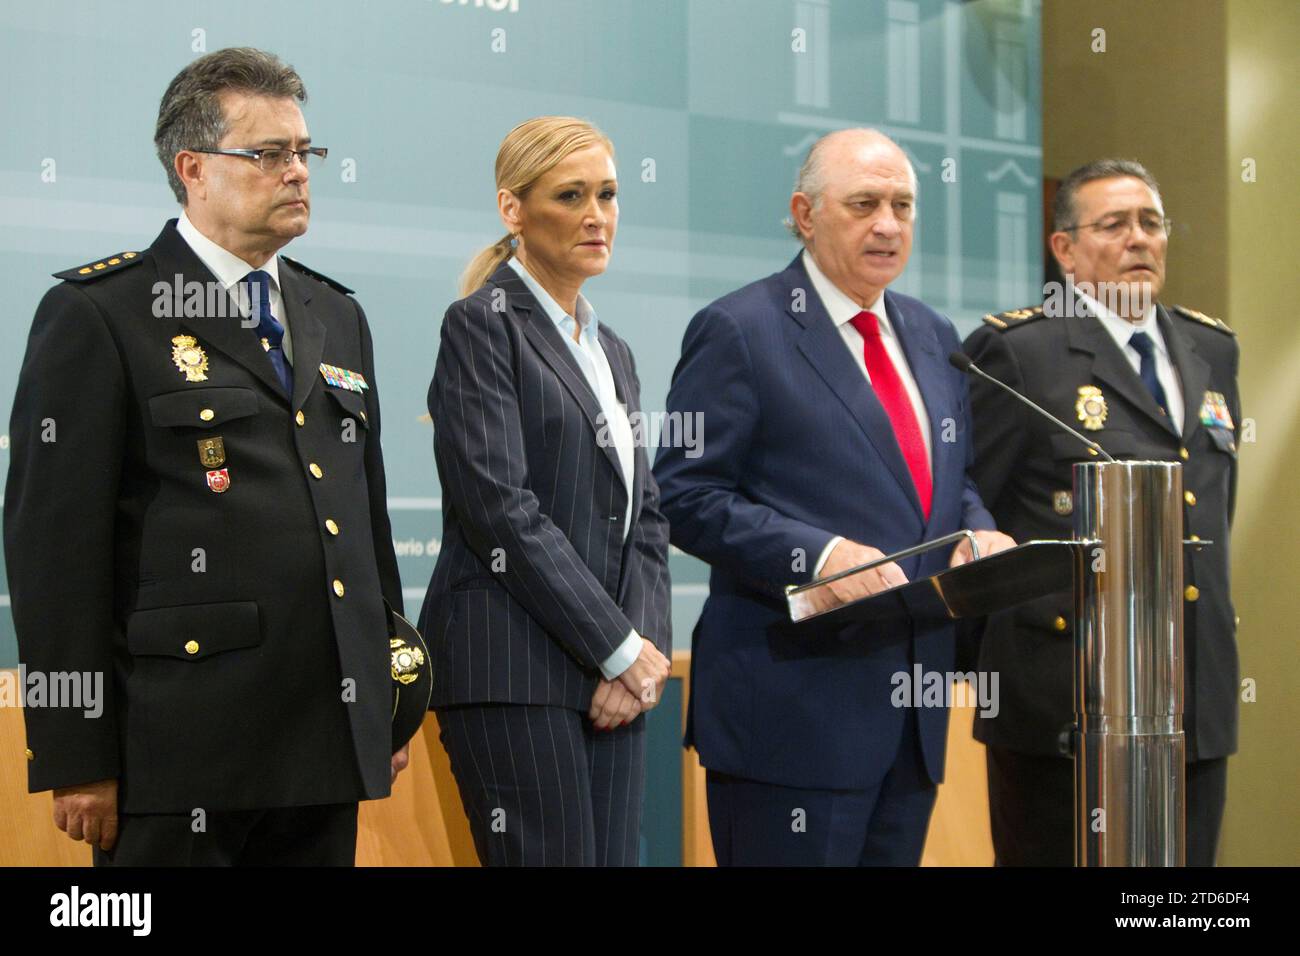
[
  {"x1": 963, "y1": 158, "x2": 1241, "y2": 866},
  {"x1": 3, "y1": 47, "x2": 406, "y2": 865}
]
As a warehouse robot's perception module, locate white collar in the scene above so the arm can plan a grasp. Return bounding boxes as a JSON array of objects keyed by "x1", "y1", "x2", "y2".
[
  {"x1": 506, "y1": 256, "x2": 598, "y2": 337},
  {"x1": 1076, "y1": 288, "x2": 1164, "y2": 355},
  {"x1": 801, "y1": 249, "x2": 894, "y2": 337},
  {"x1": 177, "y1": 210, "x2": 282, "y2": 293}
]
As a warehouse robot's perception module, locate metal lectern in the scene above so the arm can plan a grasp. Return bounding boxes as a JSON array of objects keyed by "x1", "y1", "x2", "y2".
[{"x1": 786, "y1": 460, "x2": 1186, "y2": 867}]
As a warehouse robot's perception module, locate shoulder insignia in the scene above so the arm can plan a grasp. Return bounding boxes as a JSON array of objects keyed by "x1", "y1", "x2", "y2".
[
  {"x1": 280, "y1": 255, "x2": 354, "y2": 295},
  {"x1": 53, "y1": 251, "x2": 143, "y2": 282},
  {"x1": 982, "y1": 305, "x2": 1045, "y2": 330},
  {"x1": 1173, "y1": 305, "x2": 1234, "y2": 336}
]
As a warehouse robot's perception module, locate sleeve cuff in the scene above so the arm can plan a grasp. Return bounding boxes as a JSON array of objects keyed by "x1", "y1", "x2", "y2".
[
  {"x1": 813, "y1": 536, "x2": 844, "y2": 578},
  {"x1": 599, "y1": 629, "x2": 642, "y2": 680}
]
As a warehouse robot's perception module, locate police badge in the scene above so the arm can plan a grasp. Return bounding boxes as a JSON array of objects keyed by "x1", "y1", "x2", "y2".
[
  {"x1": 171, "y1": 334, "x2": 209, "y2": 382},
  {"x1": 1075, "y1": 385, "x2": 1108, "y2": 431}
]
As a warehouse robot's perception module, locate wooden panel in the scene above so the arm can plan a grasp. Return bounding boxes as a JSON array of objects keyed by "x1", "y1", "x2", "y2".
[
  {"x1": 356, "y1": 719, "x2": 454, "y2": 866},
  {"x1": 0, "y1": 678, "x2": 93, "y2": 866},
  {"x1": 921, "y1": 684, "x2": 994, "y2": 866},
  {"x1": 419, "y1": 711, "x2": 480, "y2": 867},
  {"x1": 674, "y1": 649, "x2": 716, "y2": 867}
]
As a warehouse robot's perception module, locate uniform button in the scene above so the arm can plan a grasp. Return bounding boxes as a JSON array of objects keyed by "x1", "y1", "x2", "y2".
[
  {"x1": 309, "y1": 463, "x2": 324, "y2": 479},
  {"x1": 333, "y1": 579, "x2": 345, "y2": 598},
  {"x1": 1179, "y1": 447, "x2": 1189, "y2": 460},
  {"x1": 359, "y1": 410, "x2": 368, "y2": 424},
  {"x1": 1053, "y1": 616, "x2": 1068, "y2": 632},
  {"x1": 199, "y1": 408, "x2": 215, "y2": 422},
  {"x1": 184, "y1": 640, "x2": 200, "y2": 655},
  {"x1": 1189, "y1": 534, "x2": 1200, "y2": 541},
  {"x1": 1185, "y1": 585, "x2": 1200, "y2": 602},
  {"x1": 325, "y1": 518, "x2": 339, "y2": 535},
  {"x1": 1184, "y1": 490, "x2": 1197, "y2": 506},
  {"x1": 1087, "y1": 447, "x2": 1099, "y2": 456},
  {"x1": 25, "y1": 748, "x2": 34, "y2": 761},
  {"x1": 296, "y1": 410, "x2": 306, "y2": 427}
]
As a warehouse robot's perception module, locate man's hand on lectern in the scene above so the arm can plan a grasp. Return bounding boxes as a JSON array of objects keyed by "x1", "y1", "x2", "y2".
[
  {"x1": 814, "y1": 539, "x2": 909, "y2": 609},
  {"x1": 949, "y1": 530, "x2": 1016, "y2": 567}
]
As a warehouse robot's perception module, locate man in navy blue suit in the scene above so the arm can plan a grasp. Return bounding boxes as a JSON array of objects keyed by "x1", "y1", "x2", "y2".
[{"x1": 654, "y1": 129, "x2": 1013, "y2": 865}]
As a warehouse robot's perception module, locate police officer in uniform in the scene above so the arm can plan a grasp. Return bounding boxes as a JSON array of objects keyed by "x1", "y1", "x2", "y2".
[
  {"x1": 963, "y1": 159, "x2": 1241, "y2": 866},
  {"x1": 3, "y1": 48, "x2": 406, "y2": 865}
]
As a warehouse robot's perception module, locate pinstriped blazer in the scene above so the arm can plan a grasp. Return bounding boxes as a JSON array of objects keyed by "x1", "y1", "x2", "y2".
[{"x1": 417, "y1": 261, "x2": 672, "y2": 711}]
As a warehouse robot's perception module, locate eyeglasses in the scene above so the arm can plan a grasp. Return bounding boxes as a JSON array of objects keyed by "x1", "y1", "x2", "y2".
[
  {"x1": 1063, "y1": 212, "x2": 1171, "y2": 240},
  {"x1": 190, "y1": 146, "x2": 328, "y2": 173}
]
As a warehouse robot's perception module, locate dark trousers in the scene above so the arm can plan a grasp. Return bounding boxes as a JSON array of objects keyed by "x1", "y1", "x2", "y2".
[
  {"x1": 986, "y1": 745, "x2": 1228, "y2": 866},
  {"x1": 437, "y1": 703, "x2": 647, "y2": 866},
  {"x1": 93, "y1": 802, "x2": 359, "y2": 866},
  {"x1": 705, "y1": 710, "x2": 938, "y2": 866}
]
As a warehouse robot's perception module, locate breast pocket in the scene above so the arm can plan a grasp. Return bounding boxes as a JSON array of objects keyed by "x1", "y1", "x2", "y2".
[
  {"x1": 148, "y1": 387, "x2": 259, "y2": 430},
  {"x1": 324, "y1": 387, "x2": 371, "y2": 444},
  {"x1": 1205, "y1": 426, "x2": 1237, "y2": 459}
]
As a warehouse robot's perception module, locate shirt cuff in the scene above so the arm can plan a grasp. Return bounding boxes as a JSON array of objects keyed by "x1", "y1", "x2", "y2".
[
  {"x1": 813, "y1": 536, "x2": 844, "y2": 579},
  {"x1": 599, "y1": 629, "x2": 642, "y2": 680}
]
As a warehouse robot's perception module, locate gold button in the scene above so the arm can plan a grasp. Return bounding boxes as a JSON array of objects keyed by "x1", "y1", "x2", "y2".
[
  {"x1": 25, "y1": 748, "x2": 34, "y2": 761},
  {"x1": 359, "y1": 410, "x2": 368, "y2": 424},
  {"x1": 333, "y1": 579, "x2": 345, "y2": 598},
  {"x1": 309, "y1": 463, "x2": 323, "y2": 479},
  {"x1": 1185, "y1": 585, "x2": 1200, "y2": 602},
  {"x1": 108, "y1": 258, "x2": 121, "y2": 265},
  {"x1": 199, "y1": 409, "x2": 215, "y2": 422},
  {"x1": 185, "y1": 640, "x2": 200, "y2": 655},
  {"x1": 1189, "y1": 534, "x2": 1200, "y2": 542},
  {"x1": 296, "y1": 410, "x2": 306, "y2": 427},
  {"x1": 1053, "y1": 616, "x2": 1068, "y2": 632},
  {"x1": 1184, "y1": 490, "x2": 1196, "y2": 506},
  {"x1": 1179, "y1": 447, "x2": 1189, "y2": 460},
  {"x1": 1087, "y1": 447, "x2": 1098, "y2": 456},
  {"x1": 325, "y1": 519, "x2": 339, "y2": 535},
  {"x1": 78, "y1": 267, "x2": 92, "y2": 274}
]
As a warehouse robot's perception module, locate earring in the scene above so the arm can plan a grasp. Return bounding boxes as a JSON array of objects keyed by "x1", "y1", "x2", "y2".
[{"x1": 509, "y1": 235, "x2": 519, "y2": 249}]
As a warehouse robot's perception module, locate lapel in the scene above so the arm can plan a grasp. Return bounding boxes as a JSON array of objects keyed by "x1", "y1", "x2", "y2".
[
  {"x1": 1157, "y1": 303, "x2": 1210, "y2": 444},
  {"x1": 787, "y1": 256, "x2": 924, "y2": 521},
  {"x1": 1064, "y1": 294, "x2": 1179, "y2": 438},
  {"x1": 278, "y1": 263, "x2": 327, "y2": 413},
  {"x1": 491, "y1": 261, "x2": 627, "y2": 486},
  {"x1": 150, "y1": 220, "x2": 289, "y2": 404},
  {"x1": 600, "y1": 326, "x2": 642, "y2": 513},
  {"x1": 884, "y1": 290, "x2": 951, "y2": 534}
]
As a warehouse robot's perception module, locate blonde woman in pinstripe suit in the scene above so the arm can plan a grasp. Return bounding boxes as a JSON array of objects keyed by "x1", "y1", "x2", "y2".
[{"x1": 418, "y1": 117, "x2": 672, "y2": 866}]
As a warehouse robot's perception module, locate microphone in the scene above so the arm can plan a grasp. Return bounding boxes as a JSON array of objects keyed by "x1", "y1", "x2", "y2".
[{"x1": 949, "y1": 351, "x2": 1116, "y2": 462}]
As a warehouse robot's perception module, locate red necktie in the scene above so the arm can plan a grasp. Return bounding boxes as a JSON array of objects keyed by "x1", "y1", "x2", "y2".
[{"x1": 850, "y1": 310, "x2": 932, "y2": 518}]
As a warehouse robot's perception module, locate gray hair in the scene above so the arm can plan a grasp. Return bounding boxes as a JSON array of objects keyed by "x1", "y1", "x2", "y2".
[
  {"x1": 1053, "y1": 158, "x2": 1162, "y2": 233},
  {"x1": 783, "y1": 129, "x2": 919, "y2": 241},
  {"x1": 155, "y1": 47, "x2": 307, "y2": 204}
]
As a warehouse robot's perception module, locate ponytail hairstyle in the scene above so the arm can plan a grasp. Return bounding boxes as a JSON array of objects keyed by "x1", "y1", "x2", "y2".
[{"x1": 460, "y1": 115, "x2": 615, "y2": 297}]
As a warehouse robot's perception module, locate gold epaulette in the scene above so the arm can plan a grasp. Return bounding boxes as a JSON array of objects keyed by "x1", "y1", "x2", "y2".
[
  {"x1": 1173, "y1": 305, "x2": 1234, "y2": 336},
  {"x1": 53, "y1": 251, "x2": 143, "y2": 282},
  {"x1": 981, "y1": 305, "x2": 1045, "y2": 330}
]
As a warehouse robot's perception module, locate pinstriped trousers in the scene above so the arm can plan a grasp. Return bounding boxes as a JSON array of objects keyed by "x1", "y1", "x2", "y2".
[{"x1": 437, "y1": 703, "x2": 647, "y2": 866}]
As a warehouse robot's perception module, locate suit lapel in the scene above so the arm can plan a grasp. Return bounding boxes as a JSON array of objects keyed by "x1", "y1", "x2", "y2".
[
  {"x1": 279, "y1": 264, "x2": 326, "y2": 412},
  {"x1": 1158, "y1": 303, "x2": 1210, "y2": 444},
  {"x1": 1065, "y1": 295, "x2": 1179, "y2": 438},
  {"x1": 601, "y1": 328, "x2": 640, "y2": 510},
  {"x1": 492, "y1": 262, "x2": 627, "y2": 485},
  {"x1": 150, "y1": 221, "x2": 289, "y2": 403},
  {"x1": 787, "y1": 258, "x2": 924, "y2": 520}
]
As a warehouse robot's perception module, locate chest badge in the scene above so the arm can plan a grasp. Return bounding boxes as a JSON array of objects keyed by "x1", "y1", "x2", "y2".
[
  {"x1": 1053, "y1": 490, "x2": 1074, "y2": 515},
  {"x1": 319, "y1": 363, "x2": 369, "y2": 393},
  {"x1": 205, "y1": 468, "x2": 231, "y2": 494},
  {"x1": 1199, "y1": 390, "x2": 1234, "y2": 430},
  {"x1": 197, "y1": 436, "x2": 226, "y2": 468},
  {"x1": 1076, "y1": 385, "x2": 1108, "y2": 431},
  {"x1": 171, "y1": 335, "x2": 209, "y2": 382}
]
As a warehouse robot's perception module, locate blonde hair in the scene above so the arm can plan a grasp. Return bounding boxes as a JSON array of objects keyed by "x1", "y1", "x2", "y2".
[{"x1": 460, "y1": 116, "x2": 615, "y2": 296}]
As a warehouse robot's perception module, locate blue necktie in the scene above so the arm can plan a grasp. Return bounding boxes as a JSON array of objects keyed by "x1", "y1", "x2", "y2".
[
  {"x1": 242, "y1": 270, "x2": 293, "y2": 397},
  {"x1": 1128, "y1": 331, "x2": 1168, "y2": 417}
]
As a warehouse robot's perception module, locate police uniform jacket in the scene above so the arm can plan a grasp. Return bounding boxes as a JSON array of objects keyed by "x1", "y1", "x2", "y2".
[
  {"x1": 962, "y1": 298, "x2": 1240, "y2": 762},
  {"x1": 3, "y1": 219, "x2": 402, "y2": 813}
]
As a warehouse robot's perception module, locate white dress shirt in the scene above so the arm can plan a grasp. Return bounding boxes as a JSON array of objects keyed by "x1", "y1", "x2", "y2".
[
  {"x1": 801, "y1": 250, "x2": 933, "y2": 577},
  {"x1": 1077, "y1": 290, "x2": 1185, "y2": 434},
  {"x1": 176, "y1": 210, "x2": 293, "y2": 363},
  {"x1": 506, "y1": 257, "x2": 642, "y2": 680}
]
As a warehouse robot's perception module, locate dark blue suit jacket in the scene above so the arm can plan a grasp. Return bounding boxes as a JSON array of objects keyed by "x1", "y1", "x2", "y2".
[
  {"x1": 419, "y1": 262, "x2": 672, "y2": 711},
  {"x1": 654, "y1": 254, "x2": 994, "y2": 790}
]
